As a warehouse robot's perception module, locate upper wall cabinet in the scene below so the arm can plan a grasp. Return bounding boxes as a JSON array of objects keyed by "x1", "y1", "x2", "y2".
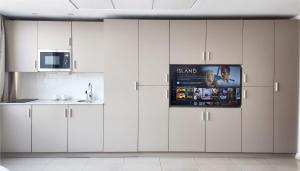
[
  {"x1": 104, "y1": 19, "x2": 139, "y2": 152},
  {"x1": 274, "y1": 20, "x2": 299, "y2": 153},
  {"x1": 139, "y1": 20, "x2": 169, "y2": 85},
  {"x1": 38, "y1": 21, "x2": 71, "y2": 50},
  {"x1": 206, "y1": 20, "x2": 243, "y2": 64},
  {"x1": 5, "y1": 20, "x2": 38, "y2": 72},
  {"x1": 170, "y1": 20, "x2": 206, "y2": 64},
  {"x1": 72, "y1": 22, "x2": 104, "y2": 72},
  {"x1": 243, "y1": 20, "x2": 275, "y2": 86}
]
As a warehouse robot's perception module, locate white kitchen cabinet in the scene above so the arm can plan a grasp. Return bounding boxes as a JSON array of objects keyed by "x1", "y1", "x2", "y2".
[
  {"x1": 170, "y1": 20, "x2": 206, "y2": 64},
  {"x1": 138, "y1": 86, "x2": 169, "y2": 151},
  {"x1": 242, "y1": 87, "x2": 274, "y2": 153},
  {"x1": 72, "y1": 21, "x2": 104, "y2": 72},
  {"x1": 104, "y1": 19, "x2": 139, "y2": 152},
  {"x1": 243, "y1": 20, "x2": 275, "y2": 86},
  {"x1": 68, "y1": 105, "x2": 103, "y2": 152},
  {"x1": 206, "y1": 20, "x2": 243, "y2": 64},
  {"x1": 5, "y1": 20, "x2": 38, "y2": 72},
  {"x1": 205, "y1": 108, "x2": 241, "y2": 152},
  {"x1": 169, "y1": 108, "x2": 205, "y2": 152},
  {"x1": 274, "y1": 20, "x2": 299, "y2": 153},
  {"x1": 139, "y1": 20, "x2": 169, "y2": 85},
  {"x1": 32, "y1": 105, "x2": 68, "y2": 152},
  {"x1": 0, "y1": 105, "x2": 32, "y2": 152},
  {"x1": 38, "y1": 21, "x2": 71, "y2": 50}
]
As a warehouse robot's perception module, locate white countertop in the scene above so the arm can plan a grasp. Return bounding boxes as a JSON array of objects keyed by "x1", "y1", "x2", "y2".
[{"x1": 0, "y1": 99, "x2": 104, "y2": 105}]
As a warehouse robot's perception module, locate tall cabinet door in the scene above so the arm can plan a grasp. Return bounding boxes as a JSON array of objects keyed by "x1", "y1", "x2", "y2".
[
  {"x1": 0, "y1": 105, "x2": 32, "y2": 152},
  {"x1": 169, "y1": 108, "x2": 205, "y2": 152},
  {"x1": 5, "y1": 20, "x2": 37, "y2": 72},
  {"x1": 242, "y1": 87, "x2": 273, "y2": 152},
  {"x1": 206, "y1": 108, "x2": 241, "y2": 152},
  {"x1": 38, "y1": 21, "x2": 71, "y2": 50},
  {"x1": 32, "y1": 105, "x2": 68, "y2": 152},
  {"x1": 139, "y1": 20, "x2": 169, "y2": 85},
  {"x1": 138, "y1": 86, "x2": 169, "y2": 151},
  {"x1": 104, "y1": 19, "x2": 139, "y2": 152},
  {"x1": 72, "y1": 21, "x2": 104, "y2": 72},
  {"x1": 243, "y1": 20, "x2": 274, "y2": 86},
  {"x1": 274, "y1": 20, "x2": 299, "y2": 153},
  {"x1": 170, "y1": 20, "x2": 206, "y2": 64},
  {"x1": 206, "y1": 20, "x2": 243, "y2": 64},
  {"x1": 68, "y1": 105, "x2": 103, "y2": 152}
]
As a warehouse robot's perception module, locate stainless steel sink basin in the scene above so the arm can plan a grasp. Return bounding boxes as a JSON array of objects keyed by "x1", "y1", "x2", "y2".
[{"x1": 77, "y1": 100, "x2": 93, "y2": 103}]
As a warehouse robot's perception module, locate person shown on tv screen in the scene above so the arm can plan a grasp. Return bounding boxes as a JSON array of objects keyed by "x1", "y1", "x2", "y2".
[
  {"x1": 205, "y1": 70, "x2": 216, "y2": 87},
  {"x1": 217, "y1": 66, "x2": 235, "y2": 87}
]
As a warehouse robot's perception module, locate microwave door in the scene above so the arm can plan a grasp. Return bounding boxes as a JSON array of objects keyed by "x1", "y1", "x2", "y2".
[{"x1": 38, "y1": 50, "x2": 71, "y2": 71}]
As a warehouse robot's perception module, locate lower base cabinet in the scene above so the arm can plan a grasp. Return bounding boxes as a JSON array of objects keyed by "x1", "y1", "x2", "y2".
[
  {"x1": 32, "y1": 105, "x2": 68, "y2": 152},
  {"x1": 1, "y1": 105, "x2": 32, "y2": 152},
  {"x1": 68, "y1": 105, "x2": 103, "y2": 152},
  {"x1": 206, "y1": 108, "x2": 241, "y2": 152},
  {"x1": 169, "y1": 108, "x2": 206, "y2": 152}
]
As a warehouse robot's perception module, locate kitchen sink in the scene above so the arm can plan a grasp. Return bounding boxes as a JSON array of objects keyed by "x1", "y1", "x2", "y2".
[{"x1": 77, "y1": 100, "x2": 93, "y2": 103}]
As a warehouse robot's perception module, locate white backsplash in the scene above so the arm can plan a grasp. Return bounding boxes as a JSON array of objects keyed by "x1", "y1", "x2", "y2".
[{"x1": 17, "y1": 72, "x2": 104, "y2": 101}]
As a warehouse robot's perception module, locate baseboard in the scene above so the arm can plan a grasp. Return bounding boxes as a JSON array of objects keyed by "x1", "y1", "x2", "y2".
[{"x1": 1, "y1": 152, "x2": 295, "y2": 158}]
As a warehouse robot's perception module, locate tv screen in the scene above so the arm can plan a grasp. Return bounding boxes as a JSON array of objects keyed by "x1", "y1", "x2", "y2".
[{"x1": 170, "y1": 65, "x2": 242, "y2": 107}]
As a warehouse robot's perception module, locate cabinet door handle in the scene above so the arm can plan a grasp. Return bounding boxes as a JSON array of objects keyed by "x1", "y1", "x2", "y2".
[
  {"x1": 243, "y1": 89, "x2": 247, "y2": 99},
  {"x1": 165, "y1": 89, "x2": 169, "y2": 99},
  {"x1": 134, "y1": 81, "x2": 138, "y2": 91},
  {"x1": 70, "y1": 109, "x2": 73, "y2": 118},
  {"x1": 202, "y1": 51, "x2": 206, "y2": 61},
  {"x1": 65, "y1": 109, "x2": 68, "y2": 118},
  {"x1": 201, "y1": 111, "x2": 205, "y2": 121},
  {"x1": 206, "y1": 51, "x2": 211, "y2": 61},
  {"x1": 274, "y1": 82, "x2": 279, "y2": 92},
  {"x1": 206, "y1": 112, "x2": 210, "y2": 121},
  {"x1": 74, "y1": 60, "x2": 77, "y2": 69},
  {"x1": 28, "y1": 108, "x2": 31, "y2": 118},
  {"x1": 69, "y1": 37, "x2": 72, "y2": 46},
  {"x1": 165, "y1": 73, "x2": 169, "y2": 83},
  {"x1": 243, "y1": 73, "x2": 247, "y2": 83},
  {"x1": 34, "y1": 60, "x2": 37, "y2": 69}
]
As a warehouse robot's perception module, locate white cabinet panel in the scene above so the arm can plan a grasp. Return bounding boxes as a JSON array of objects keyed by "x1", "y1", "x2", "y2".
[
  {"x1": 68, "y1": 105, "x2": 103, "y2": 152},
  {"x1": 206, "y1": 108, "x2": 241, "y2": 152},
  {"x1": 170, "y1": 20, "x2": 206, "y2": 64},
  {"x1": 242, "y1": 87, "x2": 273, "y2": 153},
  {"x1": 139, "y1": 20, "x2": 169, "y2": 85},
  {"x1": 169, "y1": 108, "x2": 205, "y2": 152},
  {"x1": 206, "y1": 20, "x2": 243, "y2": 64},
  {"x1": 138, "y1": 86, "x2": 169, "y2": 151},
  {"x1": 0, "y1": 105, "x2": 32, "y2": 152},
  {"x1": 274, "y1": 20, "x2": 299, "y2": 153},
  {"x1": 38, "y1": 21, "x2": 71, "y2": 50},
  {"x1": 72, "y1": 21, "x2": 104, "y2": 72},
  {"x1": 5, "y1": 20, "x2": 37, "y2": 72},
  {"x1": 32, "y1": 105, "x2": 68, "y2": 152},
  {"x1": 104, "y1": 19, "x2": 139, "y2": 152},
  {"x1": 243, "y1": 20, "x2": 275, "y2": 86}
]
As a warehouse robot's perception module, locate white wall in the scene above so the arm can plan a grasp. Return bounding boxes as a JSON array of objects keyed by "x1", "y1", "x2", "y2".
[{"x1": 16, "y1": 72, "x2": 104, "y2": 101}]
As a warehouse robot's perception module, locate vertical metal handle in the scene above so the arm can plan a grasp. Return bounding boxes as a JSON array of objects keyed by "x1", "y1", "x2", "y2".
[
  {"x1": 207, "y1": 51, "x2": 211, "y2": 61},
  {"x1": 65, "y1": 109, "x2": 68, "y2": 118},
  {"x1": 243, "y1": 89, "x2": 247, "y2": 99},
  {"x1": 165, "y1": 73, "x2": 169, "y2": 83},
  {"x1": 34, "y1": 60, "x2": 37, "y2": 69},
  {"x1": 70, "y1": 109, "x2": 73, "y2": 118},
  {"x1": 202, "y1": 51, "x2": 206, "y2": 61},
  {"x1": 206, "y1": 112, "x2": 210, "y2": 121},
  {"x1": 166, "y1": 89, "x2": 169, "y2": 99},
  {"x1": 74, "y1": 60, "x2": 77, "y2": 69},
  {"x1": 274, "y1": 82, "x2": 279, "y2": 92},
  {"x1": 69, "y1": 37, "x2": 72, "y2": 46},
  {"x1": 28, "y1": 108, "x2": 31, "y2": 118},
  {"x1": 134, "y1": 81, "x2": 138, "y2": 90},
  {"x1": 243, "y1": 73, "x2": 247, "y2": 83},
  {"x1": 201, "y1": 111, "x2": 205, "y2": 121}
]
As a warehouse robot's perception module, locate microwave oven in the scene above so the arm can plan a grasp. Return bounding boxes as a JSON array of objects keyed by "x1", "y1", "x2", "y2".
[{"x1": 38, "y1": 49, "x2": 71, "y2": 72}]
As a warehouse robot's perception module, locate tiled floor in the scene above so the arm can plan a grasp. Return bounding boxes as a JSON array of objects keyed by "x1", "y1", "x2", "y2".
[{"x1": 1, "y1": 157, "x2": 300, "y2": 171}]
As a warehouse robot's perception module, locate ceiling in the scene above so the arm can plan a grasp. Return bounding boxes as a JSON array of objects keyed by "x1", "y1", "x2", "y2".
[{"x1": 0, "y1": 0, "x2": 299, "y2": 19}]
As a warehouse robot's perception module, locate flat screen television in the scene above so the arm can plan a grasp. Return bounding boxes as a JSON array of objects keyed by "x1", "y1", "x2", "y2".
[{"x1": 170, "y1": 65, "x2": 242, "y2": 107}]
